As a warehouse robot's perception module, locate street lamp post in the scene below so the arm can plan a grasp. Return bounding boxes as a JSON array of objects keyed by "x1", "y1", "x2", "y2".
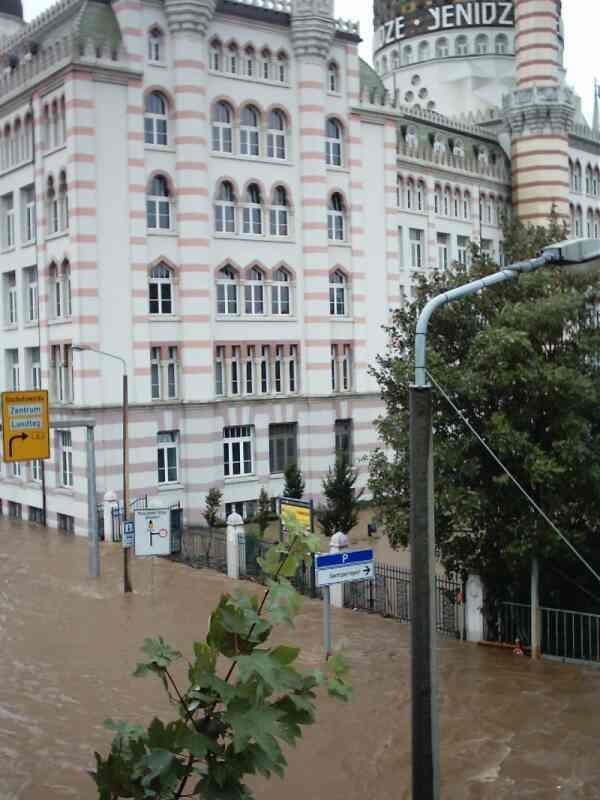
[
  {"x1": 72, "y1": 345, "x2": 132, "y2": 594},
  {"x1": 410, "y1": 239, "x2": 600, "y2": 800}
]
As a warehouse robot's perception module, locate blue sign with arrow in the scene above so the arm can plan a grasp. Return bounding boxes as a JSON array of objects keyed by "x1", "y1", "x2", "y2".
[{"x1": 315, "y1": 549, "x2": 374, "y2": 587}]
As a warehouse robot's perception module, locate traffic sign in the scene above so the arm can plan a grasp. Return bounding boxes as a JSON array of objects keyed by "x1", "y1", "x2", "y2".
[
  {"x1": 134, "y1": 508, "x2": 171, "y2": 556},
  {"x1": 1, "y1": 390, "x2": 50, "y2": 463},
  {"x1": 123, "y1": 520, "x2": 135, "y2": 549},
  {"x1": 315, "y1": 549, "x2": 375, "y2": 587}
]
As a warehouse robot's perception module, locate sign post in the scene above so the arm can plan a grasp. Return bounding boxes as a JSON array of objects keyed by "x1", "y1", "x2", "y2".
[
  {"x1": 315, "y1": 549, "x2": 374, "y2": 658},
  {"x1": 1, "y1": 390, "x2": 50, "y2": 463}
]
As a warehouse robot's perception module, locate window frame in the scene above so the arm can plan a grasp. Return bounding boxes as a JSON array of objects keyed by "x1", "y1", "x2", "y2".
[
  {"x1": 223, "y1": 425, "x2": 254, "y2": 478},
  {"x1": 157, "y1": 430, "x2": 179, "y2": 484},
  {"x1": 269, "y1": 422, "x2": 298, "y2": 475}
]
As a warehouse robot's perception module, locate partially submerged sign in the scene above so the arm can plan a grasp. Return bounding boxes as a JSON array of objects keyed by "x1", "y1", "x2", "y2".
[
  {"x1": 1, "y1": 390, "x2": 50, "y2": 463},
  {"x1": 134, "y1": 508, "x2": 171, "y2": 556}
]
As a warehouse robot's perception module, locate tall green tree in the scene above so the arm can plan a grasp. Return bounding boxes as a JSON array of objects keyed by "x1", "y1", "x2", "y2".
[
  {"x1": 283, "y1": 462, "x2": 305, "y2": 500},
  {"x1": 368, "y1": 214, "x2": 600, "y2": 610},
  {"x1": 256, "y1": 488, "x2": 271, "y2": 537},
  {"x1": 317, "y1": 455, "x2": 364, "y2": 537}
]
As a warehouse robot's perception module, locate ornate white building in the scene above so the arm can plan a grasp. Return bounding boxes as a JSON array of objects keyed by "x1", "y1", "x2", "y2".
[{"x1": 0, "y1": 0, "x2": 597, "y2": 536}]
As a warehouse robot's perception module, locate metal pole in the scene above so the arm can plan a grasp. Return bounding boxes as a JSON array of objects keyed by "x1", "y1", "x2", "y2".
[
  {"x1": 122, "y1": 372, "x2": 132, "y2": 593},
  {"x1": 531, "y1": 558, "x2": 541, "y2": 658},
  {"x1": 323, "y1": 585, "x2": 332, "y2": 660},
  {"x1": 41, "y1": 459, "x2": 47, "y2": 526},
  {"x1": 86, "y1": 424, "x2": 100, "y2": 578},
  {"x1": 410, "y1": 385, "x2": 439, "y2": 800}
]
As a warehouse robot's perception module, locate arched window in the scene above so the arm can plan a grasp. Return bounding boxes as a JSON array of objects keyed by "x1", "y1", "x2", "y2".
[
  {"x1": 463, "y1": 192, "x2": 471, "y2": 219},
  {"x1": 328, "y1": 61, "x2": 339, "y2": 92},
  {"x1": 595, "y1": 212, "x2": 600, "y2": 239},
  {"x1": 403, "y1": 45, "x2": 413, "y2": 65},
  {"x1": 59, "y1": 171, "x2": 68, "y2": 231},
  {"x1": 270, "y1": 186, "x2": 289, "y2": 237},
  {"x1": 569, "y1": 161, "x2": 575, "y2": 192},
  {"x1": 575, "y1": 206, "x2": 583, "y2": 237},
  {"x1": 435, "y1": 38, "x2": 449, "y2": 58},
  {"x1": 227, "y1": 42, "x2": 239, "y2": 74},
  {"x1": 14, "y1": 119, "x2": 22, "y2": 162},
  {"x1": 51, "y1": 100, "x2": 60, "y2": 149},
  {"x1": 382, "y1": 55, "x2": 388, "y2": 73},
  {"x1": 406, "y1": 178, "x2": 414, "y2": 210},
  {"x1": 242, "y1": 183, "x2": 263, "y2": 235},
  {"x1": 475, "y1": 34, "x2": 489, "y2": 55},
  {"x1": 417, "y1": 180, "x2": 425, "y2": 212},
  {"x1": 149, "y1": 263, "x2": 174, "y2": 314},
  {"x1": 245, "y1": 267, "x2": 265, "y2": 315},
  {"x1": 24, "y1": 114, "x2": 33, "y2": 161},
  {"x1": 49, "y1": 263, "x2": 60, "y2": 318},
  {"x1": 391, "y1": 50, "x2": 400, "y2": 69},
  {"x1": 215, "y1": 181, "x2": 236, "y2": 233},
  {"x1": 217, "y1": 266, "x2": 238, "y2": 315},
  {"x1": 277, "y1": 52, "x2": 288, "y2": 83},
  {"x1": 212, "y1": 101, "x2": 233, "y2": 153},
  {"x1": 418, "y1": 41, "x2": 430, "y2": 61},
  {"x1": 587, "y1": 209, "x2": 594, "y2": 238},
  {"x1": 47, "y1": 176, "x2": 59, "y2": 234},
  {"x1": 61, "y1": 260, "x2": 72, "y2": 317},
  {"x1": 396, "y1": 174, "x2": 404, "y2": 208},
  {"x1": 454, "y1": 189, "x2": 461, "y2": 218},
  {"x1": 148, "y1": 28, "x2": 163, "y2": 62},
  {"x1": 495, "y1": 34, "x2": 509, "y2": 54},
  {"x1": 210, "y1": 39, "x2": 222, "y2": 71},
  {"x1": 455, "y1": 35, "x2": 469, "y2": 56},
  {"x1": 41, "y1": 107, "x2": 49, "y2": 150},
  {"x1": 267, "y1": 110, "x2": 287, "y2": 160},
  {"x1": 147, "y1": 175, "x2": 172, "y2": 230},
  {"x1": 326, "y1": 118, "x2": 343, "y2": 166},
  {"x1": 272, "y1": 267, "x2": 291, "y2": 315},
  {"x1": 594, "y1": 168, "x2": 600, "y2": 196},
  {"x1": 261, "y1": 48, "x2": 272, "y2": 80},
  {"x1": 586, "y1": 166, "x2": 593, "y2": 195},
  {"x1": 144, "y1": 91, "x2": 168, "y2": 146},
  {"x1": 328, "y1": 193, "x2": 346, "y2": 241},
  {"x1": 244, "y1": 45, "x2": 255, "y2": 77},
  {"x1": 434, "y1": 186, "x2": 442, "y2": 215},
  {"x1": 443, "y1": 187, "x2": 451, "y2": 216},
  {"x1": 240, "y1": 105, "x2": 260, "y2": 157},
  {"x1": 329, "y1": 270, "x2": 347, "y2": 316}
]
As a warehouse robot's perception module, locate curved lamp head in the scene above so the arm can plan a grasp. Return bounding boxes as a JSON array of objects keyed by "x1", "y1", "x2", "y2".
[{"x1": 542, "y1": 238, "x2": 600, "y2": 275}]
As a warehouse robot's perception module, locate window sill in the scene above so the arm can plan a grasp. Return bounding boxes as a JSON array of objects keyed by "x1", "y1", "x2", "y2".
[
  {"x1": 211, "y1": 152, "x2": 292, "y2": 167},
  {"x1": 3, "y1": 323, "x2": 18, "y2": 331},
  {"x1": 327, "y1": 91, "x2": 343, "y2": 98},
  {"x1": 147, "y1": 314, "x2": 181, "y2": 322},
  {"x1": 208, "y1": 68, "x2": 289, "y2": 90},
  {"x1": 215, "y1": 315, "x2": 297, "y2": 322},
  {"x1": 217, "y1": 392, "x2": 299, "y2": 402},
  {"x1": 0, "y1": 157, "x2": 33, "y2": 177},
  {"x1": 145, "y1": 144, "x2": 176, "y2": 154},
  {"x1": 328, "y1": 241, "x2": 352, "y2": 248},
  {"x1": 224, "y1": 474, "x2": 257, "y2": 485},
  {"x1": 43, "y1": 143, "x2": 67, "y2": 158},
  {"x1": 22, "y1": 239, "x2": 36, "y2": 248},
  {"x1": 158, "y1": 482, "x2": 184, "y2": 491},
  {"x1": 151, "y1": 397, "x2": 181, "y2": 404},
  {"x1": 24, "y1": 320, "x2": 39, "y2": 328},
  {"x1": 46, "y1": 230, "x2": 69, "y2": 242},
  {"x1": 147, "y1": 230, "x2": 177, "y2": 237},
  {"x1": 1, "y1": 246, "x2": 16, "y2": 255},
  {"x1": 54, "y1": 487, "x2": 74, "y2": 496},
  {"x1": 147, "y1": 60, "x2": 168, "y2": 68},
  {"x1": 213, "y1": 232, "x2": 295, "y2": 243},
  {"x1": 48, "y1": 317, "x2": 72, "y2": 326},
  {"x1": 326, "y1": 165, "x2": 350, "y2": 174}
]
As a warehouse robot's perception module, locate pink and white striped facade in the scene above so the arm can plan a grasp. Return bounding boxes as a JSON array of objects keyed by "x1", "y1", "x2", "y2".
[{"x1": 0, "y1": 0, "x2": 598, "y2": 536}]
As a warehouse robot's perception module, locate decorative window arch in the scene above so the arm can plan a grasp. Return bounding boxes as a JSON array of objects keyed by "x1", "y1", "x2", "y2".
[
  {"x1": 227, "y1": 41, "x2": 239, "y2": 74},
  {"x1": 49, "y1": 259, "x2": 71, "y2": 319},
  {"x1": 148, "y1": 27, "x2": 163, "y2": 62},
  {"x1": 435, "y1": 38, "x2": 449, "y2": 58},
  {"x1": 475, "y1": 34, "x2": 489, "y2": 55},
  {"x1": 587, "y1": 208, "x2": 594, "y2": 238},
  {"x1": 455, "y1": 35, "x2": 469, "y2": 56},
  {"x1": 244, "y1": 45, "x2": 255, "y2": 77},
  {"x1": 267, "y1": 109, "x2": 288, "y2": 160},
  {"x1": 418, "y1": 41, "x2": 430, "y2": 61},
  {"x1": 463, "y1": 191, "x2": 471, "y2": 219},
  {"x1": 242, "y1": 182, "x2": 263, "y2": 235},
  {"x1": 454, "y1": 188, "x2": 461, "y2": 218},
  {"x1": 396, "y1": 174, "x2": 404, "y2": 208},
  {"x1": 144, "y1": 91, "x2": 168, "y2": 146},
  {"x1": 270, "y1": 185, "x2": 289, "y2": 237},
  {"x1": 443, "y1": 186, "x2": 451, "y2": 216},
  {"x1": 245, "y1": 266, "x2": 265, "y2": 315},
  {"x1": 574, "y1": 161, "x2": 582, "y2": 192},
  {"x1": 406, "y1": 177, "x2": 414, "y2": 210},
  {"x1": 210, "y1": 38, "x2": 223, "y2": 71},
  {"x1": 217, "y1": 265, "x2": 239, "y2": 315},
  {"x1": 261, "y1": 48, "x2": 272, "y2": 80},
  {"x1": 277, "y1": 51, "x2": 289, "y2": 83},
  {"x1": 240, "y1": 105, "x2": 261, "y2": 157},
  {"x1": 495, "y1": 34, "x2": 509, "y2": 54},
  {"x1": 13, "y1": 119, "x2": 22, "y2": 163},
  {"x1": 146, "y1": 174, "x2": 172, "y2": 230},
  {"x1": 594, "y1": 167, "x2": 600, "y2": 196},
  {"x1": 575, "y1": 206, "x2": 583, "y2": 237},
  {"x1": 329, "y1": 269, "x2": 347, "y2": 316},
  {"x1": 58, "y1": 170, "x2": 68, "y2": 231},
  {"x1": 272, "y1": 266, "x2": 292, "y2": 315},
  {"x1": 24, "y1": 113, "x2": 33, "y2": 161},
  {"x1": 328, "y1": 61, "x2": 340, "y2": 92},
  {"x1": 328, "y1": 193, "x2": 346, "y2": 241},
  {"x1": 586, "y1": 165, "x2": 593, "y2": 195},
  {"x1": 326, "y1": 118, "x2": 343, "y2": 166},
  {"x1": 47, "y1": 175, "x2": 59, "y2": 234},
  {"x1": 211, "y1": 101, "x2": 234, "y2": 153},
  {"x1": 434, "y1": 185, "x2": 442, "y2": 215},
  {"x1": 403, "y1": 45, "x2": 414, "y2": 65},
  {"x1": 215, "y1": 180, "x2": 236, "y2": 233},
  {"x1": 148, "y1": 262, "x2": 174, "y2": 315},
  {"x1": 417, "y1": 179, "x2": 425, "y2": 212}
]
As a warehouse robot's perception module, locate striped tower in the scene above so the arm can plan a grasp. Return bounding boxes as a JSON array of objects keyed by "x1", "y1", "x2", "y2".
[{"x1": 505, "y1": 0, "x2": 574, "y2": 224}]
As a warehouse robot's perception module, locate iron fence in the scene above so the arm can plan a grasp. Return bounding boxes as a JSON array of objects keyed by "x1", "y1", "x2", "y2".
[
  {"x1": 179, "y1": 528, "x2": 228, "y2": 572},
  {"x1": 111, "y1": 495, "x2": 148, "y2": 543},
  {"x1": 542, "y1": 606, "x2": 600, "y2": 662}
]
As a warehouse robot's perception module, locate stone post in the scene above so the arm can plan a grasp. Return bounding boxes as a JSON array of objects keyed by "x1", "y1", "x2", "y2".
[
  {"x1": 465, "y1": 574, "x2": 485, "y2": 642},
  {"x1": 103, "y1": 489, "x2": 118, "y2": 544},
  {"x1": 329, "y1": 530, "x2": 349, "y2": 608},
  {"x1": 226, "y1": 512, "x2": 244, "y2": 580}
]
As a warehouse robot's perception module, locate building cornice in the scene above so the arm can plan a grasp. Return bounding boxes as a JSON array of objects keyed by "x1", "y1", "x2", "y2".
[{"x1": 164, "y1": 0, "x2": 217, "y2": 35}]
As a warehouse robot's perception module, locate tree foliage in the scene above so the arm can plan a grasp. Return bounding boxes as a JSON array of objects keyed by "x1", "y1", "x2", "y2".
[
  {"x1": 317, "y1": 455, "x2": 364, "y2": 538},
  {"x1": 368, "y1": 213, "x2": 600, "y2": 608},
  {"x1": 91, "y1": 517, "x2": 351, "y2": 799},
  {"x1": 282, "y1": 463, "x2": 305, "y2": 500},
  {"x1": 256, "y1": 489, "x2": 271, "y2": 537},
  {"x1": 203, "y1": 488, "x2": 223, "y2": 530}
]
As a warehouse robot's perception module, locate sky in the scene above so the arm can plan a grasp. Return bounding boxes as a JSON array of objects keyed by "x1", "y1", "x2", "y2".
[{"x1": 21, "y1": 0, "x2": 600, "y2": 123}]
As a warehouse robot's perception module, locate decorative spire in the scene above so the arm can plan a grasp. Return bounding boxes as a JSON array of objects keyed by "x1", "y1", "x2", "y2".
[
  {"x1": 593, "y1": 79, "x2": 600, "y2": 135},
  {"x1": 164, "y1": 0, "x2": 216, "y2": 35},
  {"x1": 291, "y1": 0, "x2": 335, "y2": 60}
]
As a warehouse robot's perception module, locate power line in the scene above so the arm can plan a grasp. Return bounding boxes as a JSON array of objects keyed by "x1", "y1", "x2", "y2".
[{"x1": 426, "y1": 369, "x2": 600, "y2": 587}]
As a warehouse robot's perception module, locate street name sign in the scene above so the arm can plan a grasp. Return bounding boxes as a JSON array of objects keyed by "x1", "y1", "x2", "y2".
[
  {"x1": 1, "y1": 390, "x2": 50, "y2": 463},
  {"x1": 134, "y1": 508, "x2": 171, "y2": 556},
  {"x1": 315, "y1": 549, "x2": 375, "y2": 587}
]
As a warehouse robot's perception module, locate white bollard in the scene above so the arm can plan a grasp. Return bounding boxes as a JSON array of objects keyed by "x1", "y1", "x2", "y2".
[
  {"x1": 329, "y1": 531, "x2": 349, "y2": 608},
  {"x1": 226, "y1": 512, "x2": 245, "y2": 580},
  {"x1": 103, "y1": 489, "x2": 118, "y2": 545},
  {"x1": 465, "y1": 574, "x2": 485, "y2": 642}
]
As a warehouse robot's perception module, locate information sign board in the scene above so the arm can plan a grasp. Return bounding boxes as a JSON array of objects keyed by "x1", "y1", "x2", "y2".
[
  {"x1": 279, "y1": 497, "x2": 314, "y2": 534},
  {"x1": 1, "y1": 390, "x2": 50, "y2": 463},
  {"x1": 123, "y1": 520, "x2": 135, "y2": 549},
  {"x1": 134, "y1": 508, "x2": 171, "y2": 556},
  {"x1": 315, "y1": 549, "x2": 374, "y2": 587}
]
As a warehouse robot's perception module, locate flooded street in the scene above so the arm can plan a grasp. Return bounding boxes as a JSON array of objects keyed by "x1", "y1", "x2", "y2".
[{"x1": 2, "y1": 518, "x2": 600, "y2": 799}]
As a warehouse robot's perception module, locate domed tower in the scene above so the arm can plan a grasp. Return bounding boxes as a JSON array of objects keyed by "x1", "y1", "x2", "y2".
[
  {"x1": 0, "y1": 0, "x2": 25, "y2": 39},
  {"x1": 372, "y1": 0, "x2": 517, "y2": 116}
]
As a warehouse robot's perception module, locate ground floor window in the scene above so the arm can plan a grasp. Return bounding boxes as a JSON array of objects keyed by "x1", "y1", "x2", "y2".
[
  {"x1": 57, "y1": 513, "x2": 74, "y2": 534},
  {"x1": 8, "y1": 501, "x2": 22, "y2": 520},
  {"x1": 225, "y1": 499, "x2": 257, "y2": 521},
  {"x1": 28, "y1": 506, "x2": 44, "y2": 524},
  {"x1": 223, "y1": 425, "x2": 254, "y2": 477}
]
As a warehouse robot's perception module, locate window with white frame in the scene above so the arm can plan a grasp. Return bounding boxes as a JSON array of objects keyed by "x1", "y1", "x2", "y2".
[
  {"x1": 273, "y1": 345, "x2": 284, "y2": 393},
  {"x1": 2, "y1": 193, "x2": 14, "y2": 249},
  {"x1": 329, "y1": 270, "x2": 347, "y2": 316},
  {"x1": 151, "y1": 345, "x2": 179, "y2": 400},
  {"x1": 223, "y1": 425, "x2": 254, "y2": 477},
  {"x1": 24, "y1": 267, "x2": 38, "y2": 323},
  {"x1": 240, "y1": 105, "x2": 260, "y2": 157},
  {"x1": 331, "y1": 343, "x2": 352, "y2": 393},
  {"x1": 216, "y1": 343, "x2": 298, "y2": 398},
  {"x1": 227, "y1": 42, "x2": 239, "y2": 74},
  {"x1": 270, "y1": 186, "x2": 289, "y2": 236},
  {"x1": 269, "y1": 423, "x2": 297, "y2": 474},
  {"x1": 58, "y1": 171, "x2": 68, "y2": 231},
  {"x1": 215, "y1": 181, "x2": 236, "y2": 233},
  {"x1": 463, "y1": 193, "x2": 471, "y2": 219},
  {"x1": 328, "y1": 61, "x2": 339, "y2": 93},
  {"x1": 409, "y1": 228, "x2": 424, "y2": 268},
  {"x1": 261, "y1": 48, "x2": 272, "y2": 80},
  {"x1": 215, "y1": 345, "x2": 225, "y2": 396},
  {"x1": 288, "y1": 344, "x2": 298, "y2": 393},
  {"x1": 457, "y1": 235, "x2": 470, "y2": 267},
  {"x1": 326, "y1": 118, "x2": 343, "y2": 166},
  {"x1": 49, "y1": 260, "x2": 71, "y2": 319},
  {"x1": 434, "y1": 186, "x2": 441, "y2": 214},
  {"x1": 10, "y1": 461, "x2": 22, "y2": 479},
  {"x1": 157, "y1": 431, "x2": 178, "y2": 484},
  {"x1": 244, "y1": 267, "x2": 265, "y2": 315},
  {"x1": 244, "y1": 345, "x2": 255, "y2": 394},
  {"x1": 437, "y1": 233, "x2": 450, "y2": 270},
  {"x1": 396, "y1": 174, "x2": 403, "y2": 208},
  {"x1": 453, "y1": 191, "x2": 460, "y2": 218},
  {"x1": 59, "y1": 429, "x2": 73, "y2": 487},
  {"x1": 230, "y1": 346, "x2": 240, "y2": 395},
  {"x1": 147, "y1": 175, "x2": 172, "y2": 230},
  {"x1": 443, "y1": 188, "x2": 451, "y2": 216},
  {"x1": 406, "y1": 179, "x2": 414, "y2": 210},
  {"x1": 417, "y1": 180, "x2": 425, "y2": 211},
  {"x1": 276, "y1": 52, "x2": 288, "y2": 83},
  {"x1": 148, "y1": 263, "x2": 174, "y2": 315},
  {"x1": 62, "y1": 261, "x2": 72, "y2": 317},
  {"x1": 481, "y1": 239, "x2": 494, "y2": 260},
  {"x1": 267, "y1": 110, "x2": 287, "y2": 160},
  {"x1": 210, "y1": 39, "x2": 222, "y2": 70},
  {"x1": 328, "y1": 193, "x2": 346, "y2": 241},
  {"x1": 211, "y1": 101, "x2": 233, "y2": 153},
  {"x1": 6, "y1": 348, "x2": 19, "y2": 390},
  {"x1": 144, "y1": 91, "x2": 168, "y2": 146},
  {"x1": 5, "y1": 271, "x2": 17, "y2": 326},
  {"x1": 271, "y1": 268, "x2": 291, "y2": 315},
  {"x1": 21, "y1": 185, "x2": 36, "y2": 243},
  {"x1": 242, "y1": 183, "x2": 263, "y2": 235},
  {"x1": 51, "y1": 343, "x2": 73, "y2": 403},
  {"x1": 148, "y1": 28, "x2": 163, "y2": 62},
  {"x1": 28, "y1": 346, "x2": 41, "y2": 389},
  {"x1": 47, "y1": 176, "x2": 59, "y2": 234},
  {"x1": 217, "y1": 266, "x2": 239, "y2": 315},
  {"x1": 31, "y1": 459, "x2": 42, "y2": 482},
  {"x1": 244, "y1": 45, "x2": 255, "y2": 77}
]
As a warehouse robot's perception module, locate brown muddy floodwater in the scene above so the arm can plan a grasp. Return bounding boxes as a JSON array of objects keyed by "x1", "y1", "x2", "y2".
[{"x1": 2, "y1": 518, "x2": 600, "y2": 800}]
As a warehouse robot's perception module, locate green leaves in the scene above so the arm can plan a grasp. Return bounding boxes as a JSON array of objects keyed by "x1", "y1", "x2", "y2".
[
  {"x1": 207, "y1": 594, "x2": 271, "y2": 658},
  {"x1": 133, "y1": 637, "x2": 182, "y2": 678}
]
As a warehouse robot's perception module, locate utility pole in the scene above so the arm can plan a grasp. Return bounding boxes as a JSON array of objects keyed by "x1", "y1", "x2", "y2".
[
  {"x1": 531, "y1": 558, "x2": 541, "y2": 659},
  {"x1": 122, "y1": 372, "x2": 132, "y2": 593}
]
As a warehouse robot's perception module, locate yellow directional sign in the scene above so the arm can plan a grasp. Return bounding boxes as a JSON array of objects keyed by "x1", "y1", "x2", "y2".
[{"x1": 1, "y1": 390, "x2": 50, "y2": 463}]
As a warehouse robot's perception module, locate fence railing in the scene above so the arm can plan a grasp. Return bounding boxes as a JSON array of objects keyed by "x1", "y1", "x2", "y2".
[
  {"x1": 179, "y1": 528, "x2": 228, "y2": 571},
  {"x1": 111, "y1": 495, "x2": 148, "y2": 543}
]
